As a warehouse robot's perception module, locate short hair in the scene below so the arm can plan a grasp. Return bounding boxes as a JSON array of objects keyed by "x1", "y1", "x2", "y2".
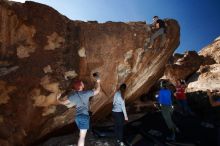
[
  {"x1": 153, "y1": 16, "x2": 159, "y2": 19},
  {"x1": 72, "y1": 80, "x2": 83, "y2": 91},
  {"x1": 120, "y1": 83, "x2": 127, "y2": 91},
  {"x1": 160, "y1": 80, "x2": 168, "y2": 89}
]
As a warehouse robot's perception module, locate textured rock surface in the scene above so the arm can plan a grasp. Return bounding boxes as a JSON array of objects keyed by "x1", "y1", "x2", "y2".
[
  {"x1": 164, "y1": 51, "x2": 203, "y2": 83},
  {"x1": 0, "y1": 0, "x2": 180, "y2": 145},
  {"x1": 199, "y1": 37, "x2": 220, "y2": 64},
  {"x1": 163, "y1": 37, "x2": 220, "y2": 92},
  {"x1": 187, "y1": 64, "x2": 220, "y2": 92},
  {"x1": 187, "y1": 39, "x2": 220, "y2": 92}
]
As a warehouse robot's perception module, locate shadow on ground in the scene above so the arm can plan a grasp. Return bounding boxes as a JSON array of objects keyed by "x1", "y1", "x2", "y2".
[{"x1": 37, "y1": 110, "x2": 217, "y2": 146}]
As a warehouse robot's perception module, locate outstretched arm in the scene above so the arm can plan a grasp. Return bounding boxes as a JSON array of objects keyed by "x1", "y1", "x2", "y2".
[{"x1": 56, "y1": 93, "x2": 71, "y2": 105}]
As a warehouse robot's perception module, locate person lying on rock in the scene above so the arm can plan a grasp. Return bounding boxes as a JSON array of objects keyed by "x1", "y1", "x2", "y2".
[
  {"x1": 145, "y1": 16, "x2": 166, "y2": 50},
  {"x1": 207, "y1": 89, "x2": 220, "y2": 146},
  {"x1": 156, "y1": 81, "x2": 179, "y2": 141},
  {"x1": 56, "y1": 74, "x2": 101, "y2": 146},
  {"x1": 112, "y1": 83, "x2": 128, "y2": 146}
]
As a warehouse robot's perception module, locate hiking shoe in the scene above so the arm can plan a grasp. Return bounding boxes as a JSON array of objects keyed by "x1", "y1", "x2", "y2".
[
  {"x1": 119, "y1": 142, "x2": 126, "y2": 146},
  {"x1": 116, "y1": 140, "x2": 126, "y2": 146}
]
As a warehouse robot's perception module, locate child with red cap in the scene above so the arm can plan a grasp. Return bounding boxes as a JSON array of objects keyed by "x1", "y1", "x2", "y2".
[{"x1": 57, "y1": 73, "x2": 101, "y2": 146}]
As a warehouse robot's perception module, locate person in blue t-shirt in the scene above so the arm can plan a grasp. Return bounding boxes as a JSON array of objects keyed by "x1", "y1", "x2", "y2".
[
  {"x1": 56, "y1": 74, "x2": 101, "y2": 146},
  {"x1": 156, "y1": 81, "x2": 178, "y2": 141}
]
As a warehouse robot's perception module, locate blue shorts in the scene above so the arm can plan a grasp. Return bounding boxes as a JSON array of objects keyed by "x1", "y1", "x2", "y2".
[{"x1": 75, "y1": 114, "x2": 90, "y2": 130}]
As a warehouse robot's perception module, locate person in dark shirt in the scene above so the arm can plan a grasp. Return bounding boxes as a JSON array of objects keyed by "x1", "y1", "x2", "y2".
[
  {"x1": 207, "y1": 89, "x2": 220, "y2": 146},
  {"x1": 145, "y1": 16, "x2": 166, "y2": 50}
]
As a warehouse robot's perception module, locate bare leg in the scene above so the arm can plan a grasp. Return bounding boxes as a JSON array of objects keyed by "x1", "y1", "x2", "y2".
[{"x1": 77, "y1": 129, "x2": 87, "y2": 146}]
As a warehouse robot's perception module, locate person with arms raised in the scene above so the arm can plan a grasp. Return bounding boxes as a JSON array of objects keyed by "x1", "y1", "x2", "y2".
[{"x1": 57, "y1": 73, "x2": 101, "y2": 146}]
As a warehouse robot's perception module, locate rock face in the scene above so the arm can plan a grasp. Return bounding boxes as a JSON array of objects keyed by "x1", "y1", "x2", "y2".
[
  {"x1": 164, "y1": 51, "x2": 203, "y2": 84},
  {"x1": 163, "y1": 36, "x2": 220, "y2": 92},
  {"x1": 199, "y1": 38, "x2": 220, "y2": 64},
  {"x1": 187, "y1": 38, "x2": 220, "y2": 92},
  {"x1": 0, "y1": 1, "x2": 180, "y2": 145}
]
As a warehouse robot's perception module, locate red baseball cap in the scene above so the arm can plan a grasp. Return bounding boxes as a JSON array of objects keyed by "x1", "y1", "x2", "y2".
[{"x1": 72, "y1": 80, "x2": 83, "y2": 91}]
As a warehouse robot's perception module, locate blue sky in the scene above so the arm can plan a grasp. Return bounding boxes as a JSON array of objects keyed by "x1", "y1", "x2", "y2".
[{"x1": 13, "y1": 0, "x2": 220, "y2": 53}]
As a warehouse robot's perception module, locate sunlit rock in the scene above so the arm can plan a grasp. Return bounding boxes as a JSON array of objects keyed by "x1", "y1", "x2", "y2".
[{"x1": 0, "y1": 1, "x2": 180, "y2": 145}]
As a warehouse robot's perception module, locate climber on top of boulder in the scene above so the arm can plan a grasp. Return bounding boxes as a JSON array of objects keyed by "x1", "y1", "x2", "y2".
[{"x1": 144, "y1": 16, "x2": 167, "y2": 51}]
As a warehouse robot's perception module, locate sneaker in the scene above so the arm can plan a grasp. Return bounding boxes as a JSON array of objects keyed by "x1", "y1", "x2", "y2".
[
  {"x1": 148, "y1": 46, "x2": 153, "y2": 49},
  {"x1": 120, "y1": 142, "x2": 126, "y2": 146}
]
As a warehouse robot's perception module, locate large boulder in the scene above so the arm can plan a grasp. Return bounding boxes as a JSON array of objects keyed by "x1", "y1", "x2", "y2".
[
  {"x1": 0, "y1": 0, "x2": 180, "y2": 145},
  {"x1": 163, "y1": 37, "x2": 220, "y2": 92},
  {"x1": 199, "y1": 37, "x2": 220, "y2": 64},
  {"x1": 163, "y1": 51, "x2": 203, "y2": 83},
  {"x1": 187, "y1": 38, "x2": 220, "y2": 92}
]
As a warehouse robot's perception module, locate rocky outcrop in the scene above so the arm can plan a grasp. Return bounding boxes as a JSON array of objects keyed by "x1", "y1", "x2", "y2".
[
  {"x1": 0, "y1": 0, "x2": 180, "y2": 145},
  {"x1": 187, "y1": 38, "x2": 220, "y2": 92},
  {"x1": 187, "y1": 64, "x2": 220, "y2": 92},
  {"x1": 199, "y1": 37, "x2": 220, "y2": 64},
  {"x1": 163, "y1": 36, "x2": 220, "y2": 92},
  {"x1": 163, "y1": 51, "x2": 203, "y2": 84}
]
